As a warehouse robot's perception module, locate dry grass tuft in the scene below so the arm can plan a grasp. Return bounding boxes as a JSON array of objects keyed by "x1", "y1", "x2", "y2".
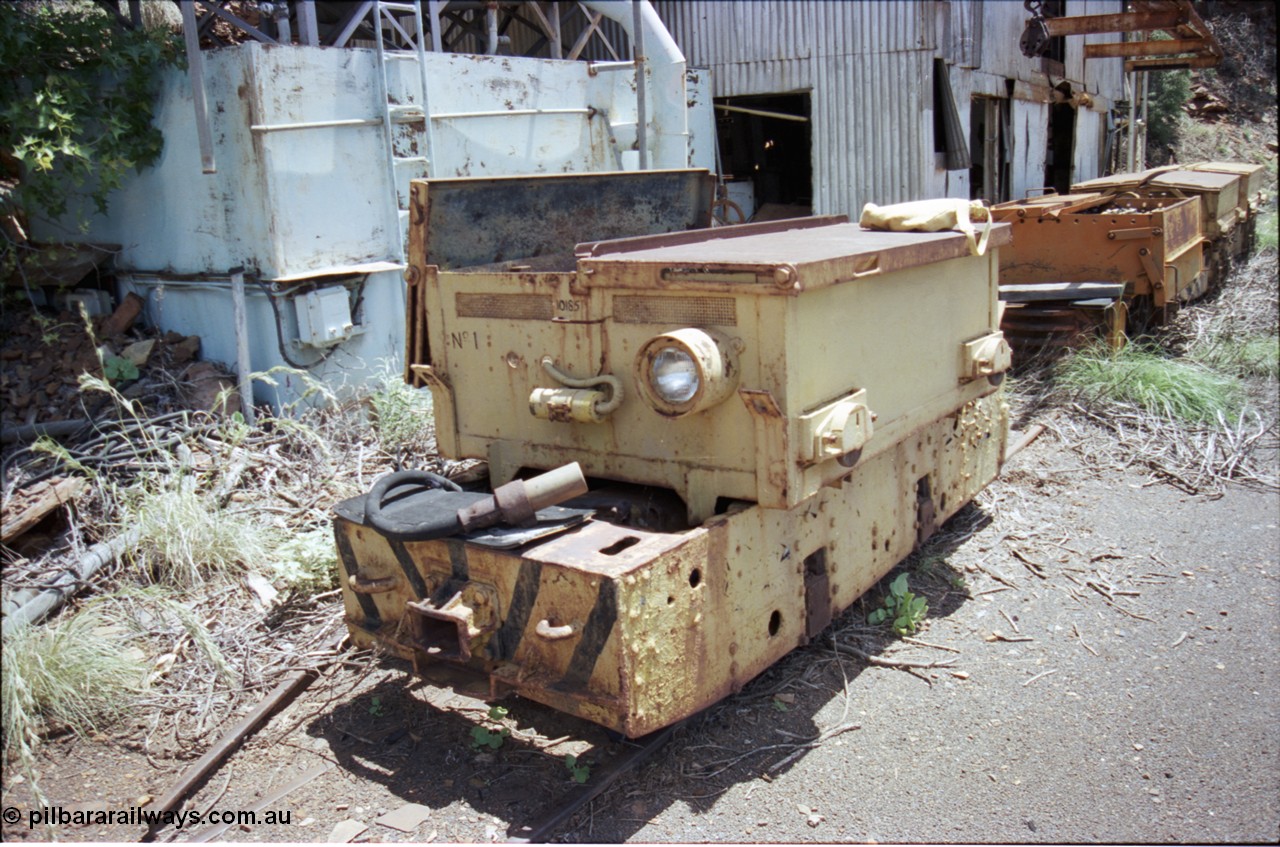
[
  {"x1": 1017, "y1": 248, "x2": 1280, "y2": 493},
  {"x1": 122, "y1": 483, "x2": 273, "y2": 587},
  {"x1": 367, "y1": 366, "x2": 437, "y2": 466},
  {"x1": 2, "y1": 609, "x2": 149, "y2": 763},
  {"x1": 1054, "y1": 341, "x2": 1246, "y2": 425}
]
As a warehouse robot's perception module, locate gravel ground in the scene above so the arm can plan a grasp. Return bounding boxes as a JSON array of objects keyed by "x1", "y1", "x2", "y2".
[
  {"x1": 5, "y1": 429, "x2": 1276, "y2": 844},
  {"x1": 568, "y1": 434, "x2": 1280, "y2": 843}
]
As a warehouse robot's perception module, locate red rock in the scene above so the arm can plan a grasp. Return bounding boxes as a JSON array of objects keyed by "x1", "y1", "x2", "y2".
[
  {"x1": 99, "y1": 292, "x2": 145, "y2": 338},
  {"x1": 169, "y1": 336, "x2": 201, "y2": 365}
]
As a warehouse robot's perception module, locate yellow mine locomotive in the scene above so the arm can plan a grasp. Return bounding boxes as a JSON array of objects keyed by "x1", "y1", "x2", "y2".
[{"x1": 332, "y1": 170, "x2": 1012, "y2": 737}]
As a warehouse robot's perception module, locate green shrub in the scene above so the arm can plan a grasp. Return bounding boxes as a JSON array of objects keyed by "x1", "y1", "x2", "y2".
[
  {"x1": 269, "y1": 528, "x2": 340, "y2": 593},
  {"x1": 0, "y1": 1, "x2": 181, "y2": 223},
  {"x1": 1191, "y1": 333, "x2": 1280, "y2": 380},
  {"x1": 1145, "y1": 68, "x2": 1191, "y2": 160},
  {"x1": 867, "y1": 573, "x2": 928, "y2": 636},
  {"x1": 1257, "y1": 209, "x2": 1278, "y2": 252},
  {"x1": 367, "y1": 369, "x2": 435, "y2": 463},
  {"x1": 1056, "y1": 342, "x2": 1244, "y2": 424}
]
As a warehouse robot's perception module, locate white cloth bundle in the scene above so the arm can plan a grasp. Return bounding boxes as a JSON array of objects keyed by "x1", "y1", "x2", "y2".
[{"x1": 859, "y1": 198, "x2": 993, "y2": 256}]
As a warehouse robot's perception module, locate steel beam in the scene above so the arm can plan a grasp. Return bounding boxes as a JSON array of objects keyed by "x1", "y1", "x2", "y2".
[
  {"x1": 296, "y1": 0, "x2": 320, "y2": 45},
  {"x1": 179, "y1": 0, "x2": 216, "y2": 174}
]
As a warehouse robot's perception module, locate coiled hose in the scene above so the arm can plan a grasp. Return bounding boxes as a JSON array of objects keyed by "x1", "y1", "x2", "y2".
[{"x1": 363, "y1": 469, "x2": 464, "y2": 541}]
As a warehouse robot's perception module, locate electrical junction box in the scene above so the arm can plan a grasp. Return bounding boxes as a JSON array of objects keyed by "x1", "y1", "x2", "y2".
[{"x1": 294, "y1": 286, "x2": 356, "y2": 347}]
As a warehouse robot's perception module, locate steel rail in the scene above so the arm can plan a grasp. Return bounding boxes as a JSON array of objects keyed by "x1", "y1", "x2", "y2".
[{"x1": 506, "y1": 719, "x2": 686, "y2": 843}]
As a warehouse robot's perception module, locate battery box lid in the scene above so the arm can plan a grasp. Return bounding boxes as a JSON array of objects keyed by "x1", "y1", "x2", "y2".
[{"x1": 576, "y1": 220, "x2": 1012, "y2": 295}]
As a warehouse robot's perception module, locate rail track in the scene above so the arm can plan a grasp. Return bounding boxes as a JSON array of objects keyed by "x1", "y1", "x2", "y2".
[{"x1": 506, "y1": 721, "x2": 684, "y2": 842}]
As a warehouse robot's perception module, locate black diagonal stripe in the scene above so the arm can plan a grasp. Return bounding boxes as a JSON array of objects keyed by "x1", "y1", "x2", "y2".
[
  {"x1": 388, "y1": 538, "x2": 431, "y2": 601},
  {"x1": 333, "y1": 522, "x2": 381, "y2": 630},
  {"x1": 558, "y1": 579, "x2": 618, "y2": 690},
  {"x1": 447, "y1": 538, "x2": 469, "y2": 582},
  {"x1": 491, "y1": 559, "x2": 542, "y2": 660}
]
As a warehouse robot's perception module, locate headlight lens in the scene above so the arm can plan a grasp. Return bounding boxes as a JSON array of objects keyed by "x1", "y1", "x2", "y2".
[
  {"x1": 651, "y1": 347, "x2": 700, "y2": 404},
  {"x1": 635, "y1": 328, "x2": 740, "y2": 417}
]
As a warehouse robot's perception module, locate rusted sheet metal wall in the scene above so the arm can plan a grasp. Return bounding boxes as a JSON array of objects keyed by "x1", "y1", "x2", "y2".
[
  {"x1": 975, "y1": 0, "x2": 1123, "y2": 99},
  {"x1": 658, "y1": 0, "x2": 932, "y2": 96},
  {"x1": 813, "y1": 50, "x2": 935, "y2": 214},
  {"x1": 659, "y1": 1, "x2": 812, "y2": 69},
  {"x1": 657, "y1": 0, "x2": 935, "y2": 214},
  {"x1": 1072, "y1": 0, "x2": 1128, "y2": 98},
  {"x1": 816, "y1": 0, "x2": 935, "y2": 54},
  {"x1": 1074, "y1": 106, "x2": 1106, "y2": 186},
  {"x1": 655, "y1": 0, "x2": 1126, "y2": 215},
  {"x1": 1010, "y1": 99, "x2": 1051, "y2": 200},
  {"x1": 947, "y1": 0, "x2": 983, "y2": 69},
  {"x1": 976, "y1": 0, "x2": 1033, "y2": 80},
  {"x1": 970, "y1": 0, "x2": 1122, "y2": 196},
  {"x1": 659, "y1": 1, "x2": 814, "y2": 95},
  {"x1": 660, "y1": 0, "x2": 931, "y2": 66}
]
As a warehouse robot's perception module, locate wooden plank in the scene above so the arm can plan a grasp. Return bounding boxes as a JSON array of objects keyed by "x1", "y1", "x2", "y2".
[
  {"x1": 1044, "y1": 10, "x2": 1185, "y2": 37},
  {"x1": 1084, "y1": 38, "x2": 1210, "y2": 58},
  {"x1": 1, "y1": 477, "x2": 88, "y2": 542},
  {"x1": 566, "y1": 9, "x2": 603, "y2": 60},
  {"x1": 1125, "y1": 55, "x2": 1221, "y2": 71},
  {"x1": 525, "y1": 1, "x2": 558, "y2": 56}
]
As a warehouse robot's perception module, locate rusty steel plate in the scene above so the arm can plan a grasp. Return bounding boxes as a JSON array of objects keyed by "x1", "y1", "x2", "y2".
[
  {"x1": 1071, "y1": 164, "x2": 1181, "y2": 193},
  {"x1": 420, "y1": 170, "x2": 715, "y2": 269},
  {"x1": 1150, "y1": 169, "x2": 1241, "y2": 192},
  {"x1": 1186, "y1": 161, "x2": 1266, "y2": 199}
]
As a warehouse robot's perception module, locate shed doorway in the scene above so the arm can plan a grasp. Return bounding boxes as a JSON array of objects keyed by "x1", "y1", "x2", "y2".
[
  {"x1": 713, "y1": 93, "x2": 813, "y2": 222},
  {"x1": 970, "y1": 95, "x2": 1011, "y2": 203},
  {"x1": 1044, "y1": 101, "x2": 1077, "y2": 195}
]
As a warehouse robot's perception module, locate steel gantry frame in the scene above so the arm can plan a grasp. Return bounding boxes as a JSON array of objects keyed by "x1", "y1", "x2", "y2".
[{"x1": 163, "y1": 1, "x2": 631, "y2": 59}]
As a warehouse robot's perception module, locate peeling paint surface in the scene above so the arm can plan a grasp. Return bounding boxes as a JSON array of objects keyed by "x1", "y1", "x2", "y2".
[
  {"x1": 31, "y1": 42, "x2": 714, "y2": 408},
  {"x1": 336, "y1": 392, "x2": 1007, "y2": 737}
]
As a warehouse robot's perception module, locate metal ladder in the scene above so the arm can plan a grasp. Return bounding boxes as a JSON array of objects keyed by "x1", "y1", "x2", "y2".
[{"x1": 372, "y1": 0, "x2": 437, "y2": 257}]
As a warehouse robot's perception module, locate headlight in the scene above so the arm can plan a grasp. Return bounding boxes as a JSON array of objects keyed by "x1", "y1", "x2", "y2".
[
  {"x1": 635, "y1": 328, "x2": 740, "y2": 417},
  {"x1": 650, "y1": 348, "x2": 700, "y2": 404}
]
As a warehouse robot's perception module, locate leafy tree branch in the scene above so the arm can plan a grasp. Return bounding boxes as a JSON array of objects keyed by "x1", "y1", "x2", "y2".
[{"x1": 0, "y1": 1, "x2": 182, "y2": 228}]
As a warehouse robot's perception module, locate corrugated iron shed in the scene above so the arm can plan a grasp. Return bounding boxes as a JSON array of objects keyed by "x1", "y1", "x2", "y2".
[{"x1": 655, "y1": 0, "x2": 1128, "y2": 216}]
